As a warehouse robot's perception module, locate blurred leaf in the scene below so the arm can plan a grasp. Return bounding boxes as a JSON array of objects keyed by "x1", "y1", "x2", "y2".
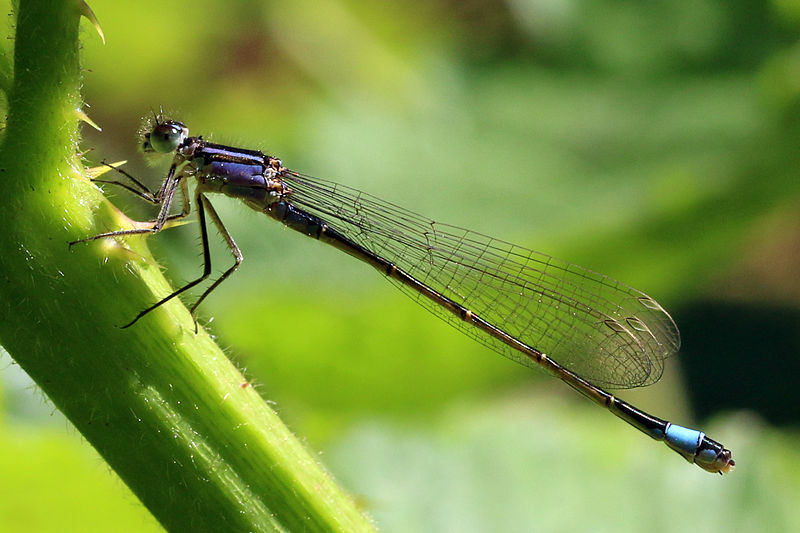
[
  {"x1": 327, "y1": 400, "x2": 799, "y2": 533},
  {"x1": 0, "y1": 423, "x2": 162, "y2": 532}
]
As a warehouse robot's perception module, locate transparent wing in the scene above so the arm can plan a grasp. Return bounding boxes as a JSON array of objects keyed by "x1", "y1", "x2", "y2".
[{"x1": 281, "y1": 171, "x2": 680, "y2": 389}]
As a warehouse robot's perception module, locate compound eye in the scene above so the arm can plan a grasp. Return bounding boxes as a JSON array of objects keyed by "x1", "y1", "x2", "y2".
[{"x1": 147, "y1": 121, "x2": 187, "y2": 153}]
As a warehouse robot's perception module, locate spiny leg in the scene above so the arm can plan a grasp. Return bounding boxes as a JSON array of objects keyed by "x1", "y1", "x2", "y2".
[
  {"x1": 188, "y1": 195, "x2": 243, "y2": 323},
  {"x1": 120, "y1": 189, "x2": 214, "y2": 329},
  {"x1": 97, "y1": 159, "x2": 185, "y2": 206},
  {"x1": 164, "y1": 177, "x2": 191, "y2": 226},
  {"x1": 92, "y1": 161, "x2": 159, "y2": 203},
  {"x1": 69, "y1": 163, "x2": 184, "y2": 247},
  {"x1": 92, "y1": 162, "x2": 191, "y2": 225}
]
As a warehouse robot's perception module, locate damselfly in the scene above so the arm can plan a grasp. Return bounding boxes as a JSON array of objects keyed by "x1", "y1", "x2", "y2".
[{"x1": 73, "y1": 116, "x2": 734, "y2": 474}]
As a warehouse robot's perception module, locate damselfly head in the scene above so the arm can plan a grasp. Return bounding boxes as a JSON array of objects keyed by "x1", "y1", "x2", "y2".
[{"x1": 142, "y1": 118, "x2": 188, "y2": 154}]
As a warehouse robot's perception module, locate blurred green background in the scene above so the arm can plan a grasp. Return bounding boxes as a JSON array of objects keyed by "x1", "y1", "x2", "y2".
[{"x1": 2, "y1": 0, "x2": 800, "y2": 531}]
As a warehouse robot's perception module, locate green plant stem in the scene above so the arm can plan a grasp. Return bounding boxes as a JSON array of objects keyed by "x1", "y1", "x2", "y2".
[{"x1": 0, "y1": 1, "x2": 375, "y2": 531}]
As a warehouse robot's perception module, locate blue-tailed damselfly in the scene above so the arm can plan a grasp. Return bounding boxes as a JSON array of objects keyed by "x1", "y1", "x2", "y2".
[{"x1": 72, "y1": 116, "x2": 735, "y2": 474}]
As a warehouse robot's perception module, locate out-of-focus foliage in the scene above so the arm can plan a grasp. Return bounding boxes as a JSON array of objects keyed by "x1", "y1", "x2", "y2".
[
  {"x1": 0, "y1": 406, "x2": 162, "y2": 532},
  {"x1": 2, "y1": 0, "x2": 800, "y2": 531}
]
